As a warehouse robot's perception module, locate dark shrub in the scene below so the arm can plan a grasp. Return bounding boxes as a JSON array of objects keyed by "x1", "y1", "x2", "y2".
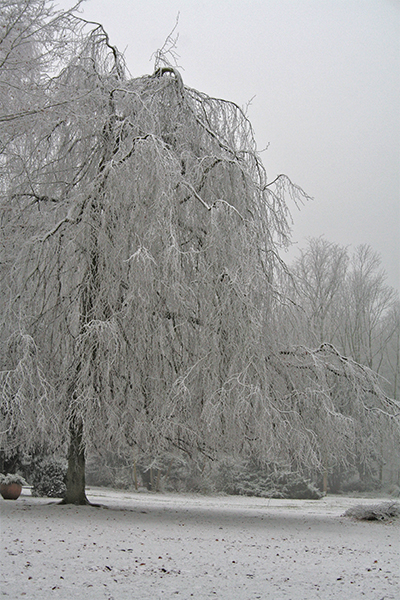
[
  {"x1": 30, "y1": 456, "x2": 67, "y2": 498},
  {"x1": 216, "y1": 459, "x2": 323, "y2": 499}
]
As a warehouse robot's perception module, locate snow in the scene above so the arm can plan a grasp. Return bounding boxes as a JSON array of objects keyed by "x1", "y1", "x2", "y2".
[{"x1": 1, "y1": 488, "x2": 399, "y2": 599}]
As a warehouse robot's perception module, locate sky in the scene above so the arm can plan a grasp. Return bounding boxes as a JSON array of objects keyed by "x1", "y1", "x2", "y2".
[{"x1": 59, "y1": 0, "x2": 399, "y2": 291}]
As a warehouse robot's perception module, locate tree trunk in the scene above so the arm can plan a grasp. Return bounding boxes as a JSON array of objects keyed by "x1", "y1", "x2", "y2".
[
  {"x1": 62, "y1": 420, "x2": 89, "y2": 505},
  {"x1": 322, "y1": 468, "x2": 328, "y2": 495}
]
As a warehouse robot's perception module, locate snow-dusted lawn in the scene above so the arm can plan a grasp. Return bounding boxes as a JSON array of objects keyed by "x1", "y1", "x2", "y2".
[{"x1": 1, "y1": 488, "x2": 399, "y2": 599}]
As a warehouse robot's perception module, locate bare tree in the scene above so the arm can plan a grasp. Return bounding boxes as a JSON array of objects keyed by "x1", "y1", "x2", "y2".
[
  {"x1": 1, "y1": 1, "x2": 399, "y2": 503},
  {"x1": 376, "y1": 300, "x2": 400, "y2": 400},
  {"x1": 290, "y1": 237, "x2": 349, "y2": 345},
  {"x1": 340, "y1": 245, "x2": 397, "y2": 370},
  {"x1": 286, "y1": 239, "x2": 400, "y2": 486},
  {"x1": 289, "y1": 239, "x2": 398, "y2": 376}
]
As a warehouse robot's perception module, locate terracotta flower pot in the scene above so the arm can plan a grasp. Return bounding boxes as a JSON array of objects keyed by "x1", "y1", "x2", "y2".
[{"x1": 0, "y1": 483, "x2": 22, "y2": 500}]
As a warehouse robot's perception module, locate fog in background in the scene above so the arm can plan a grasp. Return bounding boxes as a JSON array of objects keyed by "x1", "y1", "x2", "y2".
[{"x1": 62, "y1": 0, "x2": 399, "y2": 290}]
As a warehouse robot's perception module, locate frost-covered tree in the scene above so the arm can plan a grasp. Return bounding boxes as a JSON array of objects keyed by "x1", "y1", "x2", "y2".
[
  {"x1": 340, "y1": 245, "x2": 397, "y2": 370},
  {"x1": 1, "y1": 1, "x2": 399, "y2": 503},
  {"x1": 288, "y1": 239, "x2": 398, "y2": 376},
  {"x1": 380, "y1": 301, "x2": 400, "y2": 400},
  {"x1": 289, "y1": 238, "x2": 348, "y2": 345},
  {"x1": 286, "y1": 239, "x2": 400, "y2": 486}
]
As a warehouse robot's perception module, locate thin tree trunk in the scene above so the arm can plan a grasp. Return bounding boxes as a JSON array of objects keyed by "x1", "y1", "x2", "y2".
[
  {"x1": 133, "y1": 459, "x2": 138, "y2": 491},
  {"x1": 322, "y1": 468, "x2": 328, "y2": 495},
  {"x1": 155, "y1": 467, "x2": 162, "y2": 492},
  {"x1": 62, "y1": 419, "x2": 89, "y2": 505}
]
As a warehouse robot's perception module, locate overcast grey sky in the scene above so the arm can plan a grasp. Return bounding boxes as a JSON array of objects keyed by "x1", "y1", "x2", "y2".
[{"x1": 62, "y1": 0, "x2": 399, "y2": 290}]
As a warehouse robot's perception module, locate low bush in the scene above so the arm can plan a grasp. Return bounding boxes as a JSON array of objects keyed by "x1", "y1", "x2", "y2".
[
  {"x1": 30, "y1": 456, "x2": 67, "y2": 498},
  {"x1": 343, "y1": 502, "x2": 400, "y2": 521},
  {"x1": 216, "y1": 459, "x2": 323, "y2": 499}
]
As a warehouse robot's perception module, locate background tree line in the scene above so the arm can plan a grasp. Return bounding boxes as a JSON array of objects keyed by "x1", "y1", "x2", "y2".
[{"x1": 285, "y1": 238, "x2": 399, "y2": 401}]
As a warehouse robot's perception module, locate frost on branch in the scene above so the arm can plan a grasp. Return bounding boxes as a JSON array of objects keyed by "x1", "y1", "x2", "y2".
[{"x1": 0, "y1": 333, "x2": 60, "y2": 452}]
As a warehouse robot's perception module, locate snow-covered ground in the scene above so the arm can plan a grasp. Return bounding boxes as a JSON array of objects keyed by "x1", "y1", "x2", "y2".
[{"x1": 1, "y1": 487, "x2": 399, "y2": 599}]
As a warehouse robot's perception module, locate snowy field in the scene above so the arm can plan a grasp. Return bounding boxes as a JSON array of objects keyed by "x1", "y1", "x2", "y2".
[{"x1": 1, "y1": 487, "x2": 399, "y2": 599}]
